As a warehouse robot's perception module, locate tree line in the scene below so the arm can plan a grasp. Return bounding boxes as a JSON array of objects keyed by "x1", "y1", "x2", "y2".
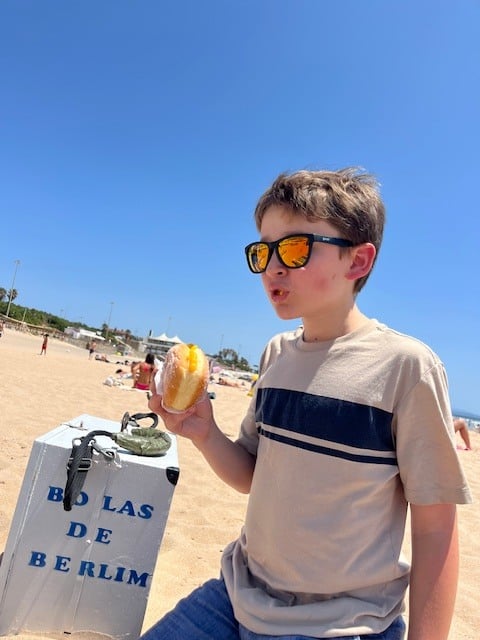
[
  {"x1": 211, "y1": 348, "x2": 253, "y2": 372},
  {"x1": 0, "y1": 288, "x2": 255, "y2": 370}
]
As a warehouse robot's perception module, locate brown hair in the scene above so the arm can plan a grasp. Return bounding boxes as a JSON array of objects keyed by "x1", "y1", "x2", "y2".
[{"x1": 254, "y1": 168, "x2": 385, "y2": 292}]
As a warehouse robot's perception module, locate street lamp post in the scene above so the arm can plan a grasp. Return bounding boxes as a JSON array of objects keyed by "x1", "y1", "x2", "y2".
[
  {"x1": 5, "y1": 260, "x2": 20, "y2": 318},
  {"x1": 106, "y1": 301, "x2": 114, "y2": 341}
]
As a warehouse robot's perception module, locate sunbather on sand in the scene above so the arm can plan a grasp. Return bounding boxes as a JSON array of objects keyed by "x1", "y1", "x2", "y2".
[{"x1": 132, "y1": 353, "x2": 156, "y2": 390}]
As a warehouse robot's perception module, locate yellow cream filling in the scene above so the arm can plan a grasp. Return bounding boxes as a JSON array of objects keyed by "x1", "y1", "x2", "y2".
[{"x1": 187, "y1": 344, "x2": 199, "y2": 373}]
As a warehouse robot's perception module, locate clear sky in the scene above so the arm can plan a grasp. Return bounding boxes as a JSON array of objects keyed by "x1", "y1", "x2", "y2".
[{"x1": 1, "y1": 1, "x2": 479, "y2": 414}]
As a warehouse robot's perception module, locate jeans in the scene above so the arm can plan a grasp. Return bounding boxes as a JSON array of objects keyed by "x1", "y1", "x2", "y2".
[{"x1": 140, "y1": 577, "x2": 406, "y2": 640}]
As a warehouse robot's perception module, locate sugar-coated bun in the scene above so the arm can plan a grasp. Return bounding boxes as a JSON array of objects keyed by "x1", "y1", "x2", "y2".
[{"x1": 161, "y1": 343, "x2": 209, "y2": 412}]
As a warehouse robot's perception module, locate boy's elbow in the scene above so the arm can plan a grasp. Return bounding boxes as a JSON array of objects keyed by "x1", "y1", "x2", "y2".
[
  {"x1": 236, "y1": 480, "x2": 252, "y2": 495},
  {"x1": 231, "y1": 446, "x2": 255, "y2": 494}
]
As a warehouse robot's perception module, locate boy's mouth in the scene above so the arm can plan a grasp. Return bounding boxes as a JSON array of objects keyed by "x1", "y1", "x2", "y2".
[{"x1": 271, "y1": 287, "x2": 288, "y2": 301}]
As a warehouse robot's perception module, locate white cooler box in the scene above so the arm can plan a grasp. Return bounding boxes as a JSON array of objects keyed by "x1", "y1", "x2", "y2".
[{"x1": 0, "y1": 413, "x2": 179, "y2": 639}]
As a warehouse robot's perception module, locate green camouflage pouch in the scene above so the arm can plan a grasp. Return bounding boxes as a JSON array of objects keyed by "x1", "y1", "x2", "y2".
[{"x1": 113, "y1": 428, "x2": 172, "y2": 457}]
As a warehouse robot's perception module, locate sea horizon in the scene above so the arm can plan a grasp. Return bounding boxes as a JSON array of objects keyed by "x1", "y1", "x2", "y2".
[{"x1": 452, "y1": 408, "x2": 480, "y2": 428}]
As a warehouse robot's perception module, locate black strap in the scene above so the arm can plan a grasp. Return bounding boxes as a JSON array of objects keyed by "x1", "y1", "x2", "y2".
[
  {"x1": 121, "y1": 411, "x2": 159, "y2": 431},
  {"x1": 63, "y1": 429, "x2": 112, "y2": 511},
  {"x1": 63, "y1": 413, "x2": 161, "y2": 511}
]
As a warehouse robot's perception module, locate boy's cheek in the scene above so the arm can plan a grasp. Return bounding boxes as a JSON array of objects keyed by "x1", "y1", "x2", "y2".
[{"x1": 305, "y1": 273, "x2": 337, "y2": 293}]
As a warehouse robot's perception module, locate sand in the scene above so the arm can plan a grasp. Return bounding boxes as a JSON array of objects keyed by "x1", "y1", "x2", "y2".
[{"x1": 0, "y1": 329, "x2": 477, "y2": 639}]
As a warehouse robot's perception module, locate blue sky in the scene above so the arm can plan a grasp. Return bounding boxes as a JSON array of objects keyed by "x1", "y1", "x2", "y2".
[{"x1": 1, "y1": 1, "x2": 479, "y2": 414}]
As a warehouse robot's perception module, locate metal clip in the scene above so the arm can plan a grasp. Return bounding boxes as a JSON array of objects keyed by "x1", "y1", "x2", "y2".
[{"x1": 91, "y1": 441, "x2": 116, "y2": 460}]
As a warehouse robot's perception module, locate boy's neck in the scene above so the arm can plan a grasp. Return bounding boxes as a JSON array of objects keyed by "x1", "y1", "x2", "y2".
[{"x1": 301, "y1": 305, "x2": 370, "y2": 343}]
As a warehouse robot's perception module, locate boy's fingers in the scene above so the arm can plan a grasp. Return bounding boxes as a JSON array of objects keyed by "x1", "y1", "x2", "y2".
[{"x1": 148, "y1": 393, "x2": 164, "y2": 415}]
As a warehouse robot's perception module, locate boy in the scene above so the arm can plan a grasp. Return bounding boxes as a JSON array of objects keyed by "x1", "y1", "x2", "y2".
[{"x1": 145, "y1": 168, "x2": 471, "y2": 639}]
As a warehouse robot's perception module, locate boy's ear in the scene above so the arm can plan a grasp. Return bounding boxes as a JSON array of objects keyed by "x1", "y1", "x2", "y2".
[{"x1": 345, "y1": 243, "x2": 376, "y2": 282}]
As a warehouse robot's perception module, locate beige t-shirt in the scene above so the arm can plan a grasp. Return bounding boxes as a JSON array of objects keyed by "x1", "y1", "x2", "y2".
[{"x1": 221, "y1": 320, "x2": 472, "y2": 637}]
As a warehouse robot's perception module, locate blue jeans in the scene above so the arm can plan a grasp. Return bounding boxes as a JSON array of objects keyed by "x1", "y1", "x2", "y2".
[{"x1": 140, "y1": 577, "x2": 406, "y2": 639}]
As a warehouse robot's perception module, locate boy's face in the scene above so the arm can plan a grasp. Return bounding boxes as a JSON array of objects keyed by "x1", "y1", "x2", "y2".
[{"x1": 258, "y1": 205, "x2": 357, "y2": 322}]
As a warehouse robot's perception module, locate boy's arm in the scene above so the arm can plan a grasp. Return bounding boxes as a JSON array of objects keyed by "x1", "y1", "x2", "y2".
[
  {"x1": 149, "y1": 392, "x2": 256, "y2": 493},
  {"x1": 193, "y1": 421, "x2": 256, "y2": 494},
  {"x1": 407, "y1": 503, "x2": 459, "y2": 640}
]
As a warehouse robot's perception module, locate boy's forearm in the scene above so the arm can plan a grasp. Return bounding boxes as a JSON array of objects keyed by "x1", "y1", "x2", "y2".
[
  {"x1": 194, "y1": 425, "x2": 256, "y2": 493},
  {"x1": 408, "y1": 504, "x2": 459, "y2": 640},
  {"x1": 148, "y1": 392, "x2": 255, "y2": 491}
]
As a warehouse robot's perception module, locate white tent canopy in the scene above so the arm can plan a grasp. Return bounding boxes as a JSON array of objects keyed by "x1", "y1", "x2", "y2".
[{"x1": 150, "y1": 333, "x2": 182, "y2": 343}]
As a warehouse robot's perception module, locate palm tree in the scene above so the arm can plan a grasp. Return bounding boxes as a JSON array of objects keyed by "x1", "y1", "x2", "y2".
[
  {"x1": 216, "y1": 348, "x2": 239, "y2": 366},
  {"x1": 8, "y1": 289, "x2": 18, "y2": 302}
]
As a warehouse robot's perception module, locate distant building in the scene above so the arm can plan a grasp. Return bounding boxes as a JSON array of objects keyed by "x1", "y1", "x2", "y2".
[
  {"x1": 142, "y1": 332, "x2": 183, "y2": 358},
  {"x1": 64, "y1": 327, "x2": 105, "y2": 342}
]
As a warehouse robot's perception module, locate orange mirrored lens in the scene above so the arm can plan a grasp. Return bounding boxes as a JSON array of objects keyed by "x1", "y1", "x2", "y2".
[{"x1": 278, "y1": 236, "x2": 309, "y2": 267}]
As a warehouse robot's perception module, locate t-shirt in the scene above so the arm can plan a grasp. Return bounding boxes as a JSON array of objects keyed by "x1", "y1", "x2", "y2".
[{"x1": 221, "y1": 319, "x2": 472, "y2": 637}]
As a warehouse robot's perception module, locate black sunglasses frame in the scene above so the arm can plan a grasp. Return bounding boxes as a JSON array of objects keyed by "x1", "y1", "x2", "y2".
[{"x1": 244, "y1": 233, "x2": 354, "y2": 274}]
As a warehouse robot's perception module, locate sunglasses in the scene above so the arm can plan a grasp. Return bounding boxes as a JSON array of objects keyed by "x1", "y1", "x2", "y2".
[{"x1": 244, "y1": 233, "x2": 354, "y2": 274}]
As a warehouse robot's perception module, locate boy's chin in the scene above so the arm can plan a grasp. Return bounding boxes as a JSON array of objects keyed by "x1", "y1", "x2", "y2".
[{"x1": 274, "y1": 308, "x2": 301, "y2": 321}]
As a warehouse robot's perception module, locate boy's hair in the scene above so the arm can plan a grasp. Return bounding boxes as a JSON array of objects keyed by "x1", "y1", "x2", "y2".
[{"x1": 254, "y1": 168, "x2": 385, "y2": 293}]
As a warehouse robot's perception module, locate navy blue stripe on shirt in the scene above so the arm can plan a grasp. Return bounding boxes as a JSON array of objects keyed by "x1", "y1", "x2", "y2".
[
  {"x1": 255, "y1": 387, "x2": 394, "y2": 454},
  {"x1": 258, "y1": 427, "x2": 397, "y2": 465}
]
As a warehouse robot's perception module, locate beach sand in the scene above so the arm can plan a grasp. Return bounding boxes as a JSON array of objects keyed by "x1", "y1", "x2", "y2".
[{"x1": 0, "y1": 330, "x2": 477, "y2": 639}]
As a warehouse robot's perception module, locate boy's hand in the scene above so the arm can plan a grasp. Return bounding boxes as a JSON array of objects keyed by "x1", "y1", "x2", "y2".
[
  {"x1": 148, "y1": 385, "x2": 214, "y2": 445},
  {"x1": 149, "y1": 378, "x2": 255, "y2": 494}
]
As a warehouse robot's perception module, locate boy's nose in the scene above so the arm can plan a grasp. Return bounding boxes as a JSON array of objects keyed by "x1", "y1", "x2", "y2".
[{"x1": 264, "y1": 251, "x2": 287, "y2": 276}]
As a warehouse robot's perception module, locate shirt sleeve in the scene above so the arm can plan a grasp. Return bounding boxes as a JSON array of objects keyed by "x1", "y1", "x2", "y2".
[
  {"x1": 235, "y1": 340, "x2": 274, "y2": 456},
  {"x1": 394, "y1": 361, "x2": 472, "y2": 505}
]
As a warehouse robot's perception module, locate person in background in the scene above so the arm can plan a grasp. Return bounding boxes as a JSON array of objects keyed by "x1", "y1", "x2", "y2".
[
  {"x1": 95, "y1": 353, "x2": 111, "y2": 363},
  {"x1": 89, "y1": 340, "x2": 97, "y2": 360},
  {"x1": 247, "y1": 373, "x2": 259, "y2": 397},
  {"x1": 40, "y1": 334, "x2": 48, "y2": 355},
  {"x1": 132, "y1": 353, "x2": 156, "y2": 391},
  {"x1": 453, "y1": 417, "x2": 472, "y2": 450},
  {"x1": 145, "y1": 167, "x2": 472, "y2": 640}
]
